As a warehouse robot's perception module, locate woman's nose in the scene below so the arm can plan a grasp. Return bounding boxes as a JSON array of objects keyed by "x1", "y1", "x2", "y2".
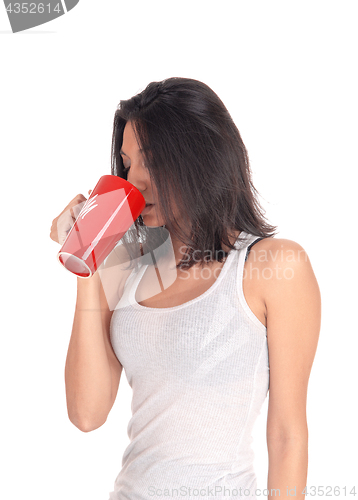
[{"x1": 126, "y1": 169, "x2": 148, "y2": 194}]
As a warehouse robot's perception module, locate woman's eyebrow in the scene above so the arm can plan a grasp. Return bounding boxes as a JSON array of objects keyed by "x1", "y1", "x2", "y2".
[{"x1": 120, "y1": 148, "x2": 147, "y2": 157}]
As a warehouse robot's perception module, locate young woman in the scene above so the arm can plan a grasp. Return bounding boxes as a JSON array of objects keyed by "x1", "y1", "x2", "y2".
[{"x1": 50, "y1": 78, "x2": 321, "y2": 500}]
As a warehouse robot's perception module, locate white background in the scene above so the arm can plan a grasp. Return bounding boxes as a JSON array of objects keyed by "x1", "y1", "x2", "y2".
[{"x1": 1, "y1": 1, "x2": 357, "y2": 499}]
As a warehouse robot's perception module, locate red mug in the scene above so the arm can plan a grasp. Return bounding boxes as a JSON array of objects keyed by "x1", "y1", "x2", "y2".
[{"x1": 57, "y1": 175, "x2": 145, "y2": 278}]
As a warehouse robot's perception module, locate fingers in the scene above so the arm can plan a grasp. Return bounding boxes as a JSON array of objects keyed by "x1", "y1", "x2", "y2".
[
  {"x1": 50, "y1": 191, "x2": 92, "y2": 245},
  {"x1": 57, "y1": 202, "x2": 86, "y2": 245},
  {"x1": 70, "y1": 200, "x2": 86, "y2": 220}
]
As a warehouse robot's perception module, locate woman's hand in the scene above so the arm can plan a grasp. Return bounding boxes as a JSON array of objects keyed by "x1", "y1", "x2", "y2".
[{"x1": 50, "y1": 190, "x2": 92, "y2": 245}]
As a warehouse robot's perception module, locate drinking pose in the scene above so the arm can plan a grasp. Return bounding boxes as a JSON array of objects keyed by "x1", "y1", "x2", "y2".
[{"x1": 50, "y1": 77, "x2": 321, "y2": 500}]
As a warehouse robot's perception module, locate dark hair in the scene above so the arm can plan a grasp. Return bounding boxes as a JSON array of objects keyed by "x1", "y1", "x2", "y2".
[{"x1": 111, "y1": 77, "x2": 277, "y2": 270}]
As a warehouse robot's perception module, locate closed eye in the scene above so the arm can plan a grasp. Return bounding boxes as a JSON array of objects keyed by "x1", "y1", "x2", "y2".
[{"x1": 120, "y1": 152, "x2": 131, "y2": 172}]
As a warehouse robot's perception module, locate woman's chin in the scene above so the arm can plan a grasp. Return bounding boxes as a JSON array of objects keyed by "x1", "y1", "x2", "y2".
[
  {"x1": 142, "y1": 217, "x2": 164, "y2": 228},
  {"x1": 141, "y1": 211, "x2": 165, "y2": 228}
]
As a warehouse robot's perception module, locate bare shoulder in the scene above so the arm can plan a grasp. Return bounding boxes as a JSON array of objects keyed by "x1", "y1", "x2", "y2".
[
  {"x1": 245, "y1": 236, "x2": 320, "y2": 318},
  {"x1": 247, "y1": 236, "x2": 308, "y2": 262},
  {"x1": 246, "y1": 237, "x2": 314, "y2": 281}
]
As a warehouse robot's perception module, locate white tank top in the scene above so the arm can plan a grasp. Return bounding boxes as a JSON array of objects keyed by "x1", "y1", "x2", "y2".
[{"x1": 109, "y1": 231, "x2": 269, "y2": 500}]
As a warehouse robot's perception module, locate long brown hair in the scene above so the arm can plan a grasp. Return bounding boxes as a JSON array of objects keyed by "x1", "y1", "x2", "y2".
[{"x1": 111, "y1": 77, "x2": 277, "y2": 271}]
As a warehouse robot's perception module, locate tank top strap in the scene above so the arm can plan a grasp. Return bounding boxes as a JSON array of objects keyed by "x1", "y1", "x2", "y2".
[
  {"x1": 234, "y1": 232, "x2": 268, "y2": 331},
  {"x1": 232, "y1": 231, "x2": 266, "y2": 259},
  {"x1": 245, "y1": 237, "x2": 266, "y2": 261},
  {"x1": 232, "y1": 232, "x2": 259, "y2": 249}
]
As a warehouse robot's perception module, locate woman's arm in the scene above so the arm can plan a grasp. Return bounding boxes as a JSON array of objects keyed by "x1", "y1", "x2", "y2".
[
  {"x1": 65, "y1": 272, "x2": 118, "y2": 432},
  {"x1": 260, "y1": 238, "x2": 321, "y2": 500},
  {"x1": 65, "y1": 244, "x2": 133, "y2": 432},
  {"x1": 51, "y1": 192, "x2": 134, "y2": 432}
]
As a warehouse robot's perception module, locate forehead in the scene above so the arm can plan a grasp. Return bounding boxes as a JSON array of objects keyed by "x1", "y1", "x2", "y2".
[
  {"x1": 122, "y1": 122, "x2": 152, "y2": 162},
  {"x1": 122, "y1": 121, "x2": 140, "y2": 153}
]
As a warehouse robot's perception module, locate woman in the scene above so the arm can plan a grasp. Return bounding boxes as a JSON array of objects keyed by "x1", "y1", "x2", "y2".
[{"x1": 50, "y1": 78, "x2": 321, "y2": 500}]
